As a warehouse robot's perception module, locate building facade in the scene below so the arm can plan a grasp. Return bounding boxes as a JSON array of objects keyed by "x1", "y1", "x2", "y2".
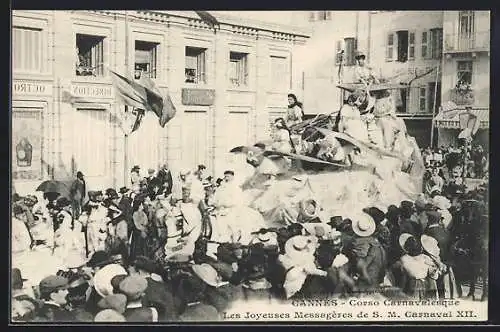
[
  {"x1": 11, "y1": 10, "x2": 310, "y2": 194},
  {"x1": 434, "y1": 10, "x2": 490, "y2": 148},
  {"x1": 303, "y1": 11, "x2": 446, "y2": 147}
]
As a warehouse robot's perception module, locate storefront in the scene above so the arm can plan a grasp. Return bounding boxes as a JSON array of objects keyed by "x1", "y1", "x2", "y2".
[{"x1": 434, "y1": 107, "x2": 489, "y2": 148}]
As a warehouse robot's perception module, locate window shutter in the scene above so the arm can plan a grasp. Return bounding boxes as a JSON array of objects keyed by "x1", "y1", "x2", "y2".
[
  {"x1": 335, "y1": 40, "x2": 342, "y2": 65},
  {"x1": 386, "y1": 32, "x2": 394, "y2": 61},
  {"x1": 408, "y1": 31, "x2": 415, "y2": 60},
  {"x1": 244, "y1": 55, "x2": 249, "y2": 86},
  {"x1": 421, "y1": 31, "x2": 428, "y2": 59}
]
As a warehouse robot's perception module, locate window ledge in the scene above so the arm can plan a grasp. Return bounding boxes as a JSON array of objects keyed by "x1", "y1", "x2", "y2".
[
  {"x1": 182, "y1": 83, "x2": 214, "y2": 90},
  {"x1": 227, "y1": 87, "x2": 255, "y2": 93},
  {"x1": 13, "y1": 72, "x2": 53, "y2": 81},
  {"x1": 72, "y1": 76, "x2": 112, "y2": 85}
]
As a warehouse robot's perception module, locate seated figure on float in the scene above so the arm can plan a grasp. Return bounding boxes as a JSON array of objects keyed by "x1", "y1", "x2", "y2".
[{"x1": 354, "y1": 52, "x2": 380, "y2": 86}]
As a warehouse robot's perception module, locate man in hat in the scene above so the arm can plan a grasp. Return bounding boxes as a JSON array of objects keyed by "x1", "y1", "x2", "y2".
[
  {"x1": 399, "y1": 201, "x2": 419, "y2": 236},
  {"x1": 348, "y1": 213, "x2": 386, "y2": 292},
  {"x1": 177, "y1": 275, "x2": 220, "y2": 321},
  {"x1": 117, "y1": 187, "x2": 134, "y2": 239},
  {"x1": 129, "y1": 256, "x2": 179, "y2": 321},
  {"x1": 70, "y1": 171, "x2": 86, "y2": 221},
  {"x1": 363, "y1": 207, "x2": 391, "y2": 254},
  {"x1": 354, "y1": 51, "x2": 379, "y2": 86},
  {"x1": 411, "y1": 197, "x2": 429, "y2": 236},
  {"x1": 120, "y1": 275, "x2": 159, "y2": 322},
  {"x1": 66, "y1": 277, "x2": 94, "y2": 322},
  {"x1": 35, "y1": 275, "x2": 74, "y2": 321},
  {"x1": 157, "y1": 163, "x2": 173, "y2": 196}
]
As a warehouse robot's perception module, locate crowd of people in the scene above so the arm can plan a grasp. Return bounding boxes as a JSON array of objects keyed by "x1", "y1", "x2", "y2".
[{"x1": 11, "y1": 149, "x2": 488, "y2": 322}]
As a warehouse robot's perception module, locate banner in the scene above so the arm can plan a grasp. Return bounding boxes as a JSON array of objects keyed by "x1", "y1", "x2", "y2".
[{"x1": 12, "y1": 108, "x2": 42, "y2": 180}]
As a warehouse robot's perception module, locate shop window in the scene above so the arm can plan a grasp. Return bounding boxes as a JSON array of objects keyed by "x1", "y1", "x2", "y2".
[
  {"x1": 12, "y1": 26, "x2": 42, "y2": 73},
  {"x1": 76, "y1": 33, "x2": 105, "y2": 77},
  {"x1": 135, "y1": 40, "x2": 159, "y2": 79},
  {"x1": 229, "y1": 51, "x2": 248, "y2": 87},
  {"x1": 185, "y1": 46, "x2": 207, "y2": 84}
]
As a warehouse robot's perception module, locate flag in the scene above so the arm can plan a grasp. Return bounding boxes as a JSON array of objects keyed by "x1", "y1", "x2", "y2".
[
  {"x1": 110, "y1": 69, "x2": 176, "y2": 128},
  {"x1": 137, "y1": 76, "x2": 176, "y2": 127},
  {"x1": 195, "y1": 11, "x2": 220, "y2": 33}
]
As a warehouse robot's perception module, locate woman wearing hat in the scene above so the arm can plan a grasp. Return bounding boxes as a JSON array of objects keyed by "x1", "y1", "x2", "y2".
[
  {"x1": 130, "y1": 166, "x2": 142, "y2": 194},
  {"x1": 353, "y1": 51, "x2": 379, "y2": 86},
  {"x1": 394, "y1": 234, "x2": 439, "y2": 300},
  {"x1": 129, "y1": 198, "x2": 151, "y2": 262}
]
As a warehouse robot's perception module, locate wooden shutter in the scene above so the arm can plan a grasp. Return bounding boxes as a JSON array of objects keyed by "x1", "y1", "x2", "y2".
[
  {"x1": 408, "y1": 31, "x2": 415, "y2": 60},
  {"x1": 421, "y1": 31, "x2": 428, "y2": 59},
  {"x1": 386, "y1": 32, "x2": 395, "y2": 61},
  {"x1": 197, "y1": 50, "x2": 206, "y2": 84}
]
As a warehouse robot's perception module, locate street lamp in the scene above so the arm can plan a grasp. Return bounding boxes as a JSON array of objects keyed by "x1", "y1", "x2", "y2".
[{"x1": 458, "y1": 106, "x2": 478, "y2": 182}]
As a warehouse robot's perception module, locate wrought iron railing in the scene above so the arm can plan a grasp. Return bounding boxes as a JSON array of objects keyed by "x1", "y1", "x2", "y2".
[{"x1": 444, "y1": 31, "x2": 490, "y2": 52}]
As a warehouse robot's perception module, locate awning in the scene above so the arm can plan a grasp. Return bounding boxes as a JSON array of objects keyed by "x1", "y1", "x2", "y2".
[{"x1": 434, "y1": 108, "x2": 489, "y2": 129}]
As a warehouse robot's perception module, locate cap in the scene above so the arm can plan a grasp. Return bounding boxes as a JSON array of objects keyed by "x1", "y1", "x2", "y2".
[
  {"x1": 97, "y1": 294, "x2": 128, "y2": 314},
  {"x1": 119, "y1": 276, "x2": 148, "y2": 301},
  {"x1": 39, "y1": 275, "x2": 69, "y2": 296},
  {"x1": 223, "y1": 170, "x2": 234, "y2": 176}
]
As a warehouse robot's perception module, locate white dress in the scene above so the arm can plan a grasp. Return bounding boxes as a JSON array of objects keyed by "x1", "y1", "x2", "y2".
[{"x1": 339, "y1": 104, "x2": 370, "y2": 143}]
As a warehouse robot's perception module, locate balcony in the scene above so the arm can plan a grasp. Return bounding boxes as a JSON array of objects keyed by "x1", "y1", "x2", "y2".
[
  {"x1": 449, "y1": 88, "x2": 475, "y2": 106},
  {"x1": 444, "y1": 31, "x2": 490, "y2": 53}
]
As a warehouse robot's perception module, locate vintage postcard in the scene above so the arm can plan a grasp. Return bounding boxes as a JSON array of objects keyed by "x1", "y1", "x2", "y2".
[{"x1": 10, "y1": 10, "x2": 488, "y2": 323}]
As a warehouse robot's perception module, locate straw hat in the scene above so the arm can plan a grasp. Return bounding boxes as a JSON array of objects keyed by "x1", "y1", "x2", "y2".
[
  {"x1": 192, "y1": 263, "x2": 228, "y2": 288},
  {"x1": 302, "y1": 223, "x2": 332, "y2": 238},
  {"x1": 421, "y1": 234, "x2": 440, "y2": 258},
  {"x1": 93, "y1": 264, "x2": 127, "y2": 298},
  {"x1": 398, "y1": 233, "x2": 414, "y2": 250},
  {"x1": 284, "y1": 235, "x2": 317, "y2": 258},
  {"x1": 432, "y1": 195, "x2": 451, "y2": 210},
  {"x1": 351, "y1": 213, "x2": 376, "y2": 237}
]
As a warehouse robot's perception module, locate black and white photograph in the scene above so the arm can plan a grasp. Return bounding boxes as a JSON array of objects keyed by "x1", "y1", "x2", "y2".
[{"x1": 10, "y1": 10, "x2": 489, "y2": 323}]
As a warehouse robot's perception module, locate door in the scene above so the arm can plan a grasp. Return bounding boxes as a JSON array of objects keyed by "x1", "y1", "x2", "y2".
[
  {"x1": 73, "y1": 107, "x2": 112, "y2": 189},
  {"x1": 127, "y1": 111, "x2": 162, "y2": 174},
  {"x1": 181, "y1": 110, "x2": 209, "y2": 170}
]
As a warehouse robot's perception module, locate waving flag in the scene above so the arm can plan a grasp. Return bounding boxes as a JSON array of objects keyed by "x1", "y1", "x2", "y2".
[{"x1": 110, "y1": 69, "x2": 176, "y2": 129}]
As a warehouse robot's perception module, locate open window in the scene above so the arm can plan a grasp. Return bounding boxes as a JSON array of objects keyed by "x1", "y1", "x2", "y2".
[
  {"x1": 76, "y1": 33, "x2": 105, "y2": 77},
  {"x1": 185, "y1": 46, "x2": 207, "y2": 84},
  {"x1": 419, "y1": 87, "x2": 427, "y2": 112},
  {"x1": 135, "y1": 40, "x2": 159, "y2": 79},
  {"x1": 229, "y1": 51, "x2": 248, "y2": 87},
  {"x1": 396, "y1": 30, "x2": 409, "y2": 62}
]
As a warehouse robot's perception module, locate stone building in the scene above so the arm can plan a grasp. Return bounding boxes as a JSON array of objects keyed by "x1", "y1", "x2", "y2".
[{"x1": 11, "y1": 10, "x2": 310, "y2": 194}]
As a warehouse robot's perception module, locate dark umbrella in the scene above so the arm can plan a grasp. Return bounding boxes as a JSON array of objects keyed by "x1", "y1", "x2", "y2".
[{"x1": 36, "y1": 180, "x2": 71, "y2": 198}]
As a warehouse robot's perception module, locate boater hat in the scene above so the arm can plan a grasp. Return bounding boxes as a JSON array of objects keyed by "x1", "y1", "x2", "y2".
[
  {"x1": 355, "y1": 51, "x2": 366, "y2": 60},
  {"x1": 351, "y1": 213, "x2": 376, "y2": 237}
]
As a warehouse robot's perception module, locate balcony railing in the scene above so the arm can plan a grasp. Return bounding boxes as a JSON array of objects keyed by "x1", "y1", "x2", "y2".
[
  {"x1": 444, "y1": 31, "x2": 490, "y2": 53},
  {"x1": 450, "y1": 88, "x2": 475, "y2": 106}
]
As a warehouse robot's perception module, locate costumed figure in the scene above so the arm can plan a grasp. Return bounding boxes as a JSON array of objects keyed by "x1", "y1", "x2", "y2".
[
  {"x1": 286, "y1": 93, "x2": 304, "y2": 128},
  {"x1": 271, "y1": 118, "x2": 294, "y2": 154}
]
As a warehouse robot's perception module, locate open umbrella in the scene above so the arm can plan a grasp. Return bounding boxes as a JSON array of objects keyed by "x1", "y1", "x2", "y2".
[{"x1": 36, "y1": 180, "x2": 71, "y2": 198}]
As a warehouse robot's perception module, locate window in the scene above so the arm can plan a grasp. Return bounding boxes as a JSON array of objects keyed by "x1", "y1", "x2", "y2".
[
  {"x1": 135, "y1": 40, "x2": 159, "y2": 79},
  {"x1": 428, "y1": 82, "x2": 441, "y2": 114},
  {"x1": 419, "y1": 87, "x2": 427, "y2": 112},
  {"x1": 386, "y1": 33, "x2": 395, "y2": 61},
  {"x1": 12, "y1": 26, "x2": 42, "y2": 73},
  {"x1": 422, "y1": 28, "x2": 443, "y2": 59},
  {"x1": 408, "y1": 32, "x2": 415, "y2": 60},
  {"x1": 270, "y1": 55, "x2": 290, "y2": 91},
  {"x1": 229, "y1": 52, "x2": 248, "y2": 87},
  {"x1": 185, "y1": 47, "x2": 207, "y2": 84},
  {"x1": 76, "y1": 34, "x2": 105, "y2": 77},
  {"x1": 421, "y1": 31, "x2": 428, "y2": 58},
  {"x1": 459, "y1": 11, "x2": 475, "y2": 38},
  {"x1": 317, "y1": 11, "x2": 331, "y2": 21},
  {"x1": 344, "y1": 38, "x2": 357, "y2": 66},
  {"x1": 396, "y1": 30, "x2": 409, "y2": 62},
  {"x1": 457, "y1": 61, "x2": 473, "y2": 85}
]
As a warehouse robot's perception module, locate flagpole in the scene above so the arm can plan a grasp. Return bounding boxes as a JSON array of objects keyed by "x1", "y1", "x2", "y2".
[
  {"x1": 124, "y1": 10, "x2": 130, "y2": 187},
  {"x1": 430, "y1": 63, "x2": 440, "y2": 148}
]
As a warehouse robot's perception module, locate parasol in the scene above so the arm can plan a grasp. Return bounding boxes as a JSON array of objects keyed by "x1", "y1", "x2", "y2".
[{"x1": 35, "y1": 180, "x2": 71, "y2": 198}]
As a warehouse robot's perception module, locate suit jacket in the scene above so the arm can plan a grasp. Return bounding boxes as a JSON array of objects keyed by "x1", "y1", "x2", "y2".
[
  {"x1": 70, "y1": 179, "x2": 86, "y2": 202},
  {"x1": 157, "y1": 169, "x2": 173, "y2": 195},
  {"x1": 142, "y1": 277, "x2": 179, "y2": 321},
  {"x1": 35, "y1": 302, "x2": 75, "y2": 322},
  {"x1": 179, "y1": 303, "x2": 220, "y2": 321},
  {"x1": 425, "y1": 225, "x2": 451, "y2": 263}
]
